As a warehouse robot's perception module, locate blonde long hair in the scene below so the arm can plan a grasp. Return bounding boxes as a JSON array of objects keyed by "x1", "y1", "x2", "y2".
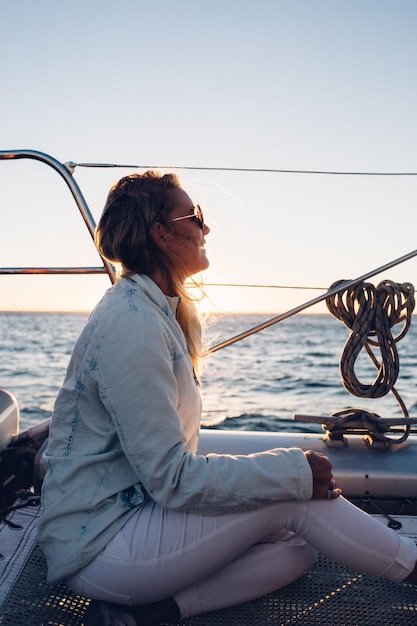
[{"x1": 95, "y1": 171, "x2": 204, "y2": 374}]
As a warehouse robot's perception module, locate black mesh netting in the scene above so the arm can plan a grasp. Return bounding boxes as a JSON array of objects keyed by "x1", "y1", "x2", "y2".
[{"x1": 1, "y1": 543, "x2": 417, "y2": 625}]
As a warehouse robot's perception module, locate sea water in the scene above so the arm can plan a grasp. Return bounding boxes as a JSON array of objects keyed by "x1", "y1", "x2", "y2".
[{"x1": 1, "y1": 312, "x2": 417, "y2": 434}]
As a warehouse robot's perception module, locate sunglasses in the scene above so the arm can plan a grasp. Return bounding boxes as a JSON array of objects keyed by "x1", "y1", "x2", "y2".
[{"x1": 166, "y1": 205, "x2": 204, "y2": 230}]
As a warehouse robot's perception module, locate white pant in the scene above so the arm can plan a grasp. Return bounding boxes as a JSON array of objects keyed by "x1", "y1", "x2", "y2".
[{"x1": 66, "y1": 496, "x2": 417, "y2": 619}]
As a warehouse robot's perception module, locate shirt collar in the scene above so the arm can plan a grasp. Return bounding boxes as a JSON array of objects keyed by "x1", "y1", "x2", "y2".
[{"x1": 127, "y1": 274, "x2": 180, "y2": 316}]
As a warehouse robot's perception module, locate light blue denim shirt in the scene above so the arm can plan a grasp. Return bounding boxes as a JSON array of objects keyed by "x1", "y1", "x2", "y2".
[{"x1": 38, "y1": 274, "x2": 312, "y2": 583}]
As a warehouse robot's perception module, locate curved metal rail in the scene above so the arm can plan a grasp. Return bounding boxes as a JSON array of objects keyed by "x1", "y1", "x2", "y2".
[{"x1": 0, "y1": 150, "x2": 115, "y2": 283}]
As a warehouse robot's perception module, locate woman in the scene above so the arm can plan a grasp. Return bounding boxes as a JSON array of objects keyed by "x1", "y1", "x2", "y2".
[{"x1": 38, "y1": 171, "x2": 417, "y2": 626}]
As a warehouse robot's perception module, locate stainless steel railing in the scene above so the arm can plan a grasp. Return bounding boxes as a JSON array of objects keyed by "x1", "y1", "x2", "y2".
[{"x1": 0, "y1": 149, "x2": 116, "y2": 283}]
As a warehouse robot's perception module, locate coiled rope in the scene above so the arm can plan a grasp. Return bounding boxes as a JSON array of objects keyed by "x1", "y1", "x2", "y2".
[
  {"x1": 326, "y1": 280, "x2": 415, "y2": 398},
  {"x1": 325, "y1": 280, "x2": 415, "y2": 444}
]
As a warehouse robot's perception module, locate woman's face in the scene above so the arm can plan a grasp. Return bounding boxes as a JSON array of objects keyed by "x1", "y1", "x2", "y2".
[{"x1": 165, "y1": 188, "x2": 210, "y2": 279}]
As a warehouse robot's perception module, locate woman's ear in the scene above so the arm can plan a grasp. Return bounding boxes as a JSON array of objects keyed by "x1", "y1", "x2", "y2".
[{"x1": 150, "y1": 222, "x2": 169, "y2": 249}]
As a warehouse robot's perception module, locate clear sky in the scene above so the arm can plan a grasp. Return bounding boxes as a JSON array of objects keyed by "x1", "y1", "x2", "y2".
[{"x1": 1, "y1": 1, "x2": 417, "y2": 314}]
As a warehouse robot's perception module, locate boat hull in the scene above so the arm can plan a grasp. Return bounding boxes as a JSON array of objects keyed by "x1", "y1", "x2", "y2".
[
  {"x1": 0, "y1": 388, "x2": 19, "y2": 445},
  {"x1": 198, "y1": 429, "x2": 417, "y2": 500}
]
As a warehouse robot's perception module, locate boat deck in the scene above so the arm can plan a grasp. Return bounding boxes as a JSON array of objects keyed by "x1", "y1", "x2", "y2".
[
  {"x1": 2, "y1": 542, "x2": 417, "y2": 626},
  {"x1": 1, "y1": 500, "x2": 417, "y2": 625}
]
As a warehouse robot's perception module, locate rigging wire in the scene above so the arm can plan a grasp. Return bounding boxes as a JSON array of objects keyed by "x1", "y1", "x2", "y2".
[
  {"x1": 188, "y1": 283, "x2": 325, "y2": 290},
  {"x1": 64, "y1": 156, "x2": 417, "y2": 356},
  {"x1": 67, "y1": 162, "x2": 417, "y2": 176}
]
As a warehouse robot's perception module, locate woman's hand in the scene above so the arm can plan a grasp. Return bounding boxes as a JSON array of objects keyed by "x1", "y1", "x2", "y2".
[{"x1": 305, "y1": 450, "x2": 342, "y2": 500}]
